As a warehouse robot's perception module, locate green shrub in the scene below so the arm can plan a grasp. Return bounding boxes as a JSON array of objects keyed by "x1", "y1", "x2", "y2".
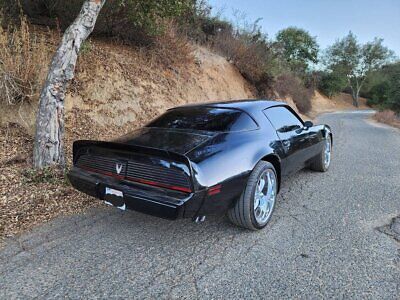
[
  {"x1": 318, "y1": 72, "x2": 346, "y2": 98},
  {"x1": 1, "y1": 0, "x2": 194, "y2": 44},
  {"x1": 362, "y1": 62, "x2": 400, "y2": 112},
  {"x1": 387, "y1": 68, "x2": 400, "y2": 112},
  {"x1": 178, "y1": 1, "x2": 232, "y2": 43},
  {"x1": 366, "y1": 81, "x2": 390, "y2": 106}
]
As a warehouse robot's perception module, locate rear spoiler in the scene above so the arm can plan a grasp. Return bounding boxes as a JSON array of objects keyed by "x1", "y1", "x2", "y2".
[{"x1": 73, "y1": 140, "x2": 193, "y2": 175}]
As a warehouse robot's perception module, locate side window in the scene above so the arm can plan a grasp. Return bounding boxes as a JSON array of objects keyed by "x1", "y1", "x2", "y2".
[{"x1": 263, "y1": 106, "x2": 303, "y2": 133}]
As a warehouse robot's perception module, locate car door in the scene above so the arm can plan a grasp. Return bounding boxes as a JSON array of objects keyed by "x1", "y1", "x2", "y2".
[{"x1": 263, "y1": 106, "x2": 312, "y2": 175}]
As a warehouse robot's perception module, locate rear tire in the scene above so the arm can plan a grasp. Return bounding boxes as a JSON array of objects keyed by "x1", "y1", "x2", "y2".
[
  {"x1": 228, "y1": 161, "x2": 278, "y2": 230},
  {"x1": 310, "y1": 136, "x2": 332, "y2": 172}
]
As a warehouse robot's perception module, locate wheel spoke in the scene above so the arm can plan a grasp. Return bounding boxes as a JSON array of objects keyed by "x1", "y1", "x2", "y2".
[
  {"x1": 254, "y1": 194, "x2": 260, "y2": 208},
  {"x1": 324, "y1": 139, "x2": 331, "y2": 167},
  {"x1": 266, "y1": 172, "x2": 273, "y2": 197},
  {"x1": 253, "y1": 169, "x2": 277, "y2": 226},
  {"x1": 257, "y1": 177, "x2": 265, "y2": 193},
  {"x1": 255, "y1": 206, "x2": 262, "y2": 218}
]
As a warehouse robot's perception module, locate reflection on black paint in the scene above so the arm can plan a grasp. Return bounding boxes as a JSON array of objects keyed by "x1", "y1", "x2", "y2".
[{"x1": 147, "y1": 107, "x2": 258, "y2": 132}]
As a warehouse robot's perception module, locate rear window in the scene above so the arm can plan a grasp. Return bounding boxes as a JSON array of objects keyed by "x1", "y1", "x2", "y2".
[{"x1": 147, "y1": 107, "x2": 258, "y2": 132}]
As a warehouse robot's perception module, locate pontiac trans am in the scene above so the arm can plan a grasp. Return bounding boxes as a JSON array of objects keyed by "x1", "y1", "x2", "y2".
[{"x1": 68, "y1": 100, "x2": 332, "y2": 230}]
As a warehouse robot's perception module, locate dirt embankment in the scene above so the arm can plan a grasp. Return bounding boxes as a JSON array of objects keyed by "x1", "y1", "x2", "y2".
[
  {"x1": 0, "y1": 43, "x2": 254, "y2": 135},
  {"x1": 309, "y1": 91, "x2": 369, "y2": 118}
]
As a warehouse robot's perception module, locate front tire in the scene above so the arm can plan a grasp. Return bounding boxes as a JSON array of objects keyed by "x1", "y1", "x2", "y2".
[
  {"x1": 310, "y1": 135, "x2": 332, "y2": 172},
  {"x1": 228, "y1": 161, "x2": 278, "y2": 230}
]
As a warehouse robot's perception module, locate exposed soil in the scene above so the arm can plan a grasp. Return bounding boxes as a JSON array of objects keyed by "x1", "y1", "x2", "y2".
[{"x1": 308, "y1": 91, "x2": 369, "y2": 118}]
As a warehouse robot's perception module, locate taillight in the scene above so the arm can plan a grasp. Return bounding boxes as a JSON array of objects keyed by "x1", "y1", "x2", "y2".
[
  {"x1": 207, "y1": 184, "x2": 222, "y2": 196},
  {"x1": 126, "y1": 176, "x2": 192, "y2": 193}
]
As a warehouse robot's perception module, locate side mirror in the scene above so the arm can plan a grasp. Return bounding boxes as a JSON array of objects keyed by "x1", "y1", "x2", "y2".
[{"x1": 304, "y1": 121, "x2": 313, "y2": 129}]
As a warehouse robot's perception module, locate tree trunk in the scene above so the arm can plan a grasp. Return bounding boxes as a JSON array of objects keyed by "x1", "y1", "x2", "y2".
[
  {"x1": 352, "y1": 92, "x2": 359, "y2": 107},
  {"x1": 349, "y1": 79, "x2": 359, "y2": 107},
  {"x1": 352, "y1": 79, "x2": 366, "y2": 108},
  {"x1": 33, "y1": 0, "x2": 106, "y2": 169}
]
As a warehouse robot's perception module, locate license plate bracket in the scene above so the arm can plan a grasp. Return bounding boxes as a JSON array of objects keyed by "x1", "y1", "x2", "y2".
[{"x1": 104, "y1": 187, "x2": 125, "y2": 210}]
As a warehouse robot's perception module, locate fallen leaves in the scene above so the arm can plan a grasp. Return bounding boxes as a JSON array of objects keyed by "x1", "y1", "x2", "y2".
[{"x1": 0, "y1": 123, "x2": 100, "y2": 243}]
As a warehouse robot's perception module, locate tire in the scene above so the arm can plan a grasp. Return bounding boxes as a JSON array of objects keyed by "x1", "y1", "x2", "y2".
[
  {"x1": 310, "y1": 135, "x2": 332, "y2": 172},
  {"x1": 228, "y1": 161, "x2": 278, "y2": 230}
]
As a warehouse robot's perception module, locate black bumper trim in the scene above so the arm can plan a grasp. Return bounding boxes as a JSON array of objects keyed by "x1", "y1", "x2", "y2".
[{"x1": 67, "y1": 168, "x2": 204, "y2": 220}]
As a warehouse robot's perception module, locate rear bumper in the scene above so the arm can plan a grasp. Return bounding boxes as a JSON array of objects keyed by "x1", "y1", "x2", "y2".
[{"x1": 67, "y1": 167, "x2": 206, "y2": 220}]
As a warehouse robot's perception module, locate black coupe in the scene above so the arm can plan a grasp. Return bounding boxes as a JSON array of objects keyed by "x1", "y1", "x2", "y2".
[{"x1": 68, "y1": 100, "x2": 332, "y2": 230}]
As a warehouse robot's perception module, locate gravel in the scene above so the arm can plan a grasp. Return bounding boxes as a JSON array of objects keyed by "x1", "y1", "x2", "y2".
[{"x1": 1, "y1": 111, "x2": 399, "y2": 299}]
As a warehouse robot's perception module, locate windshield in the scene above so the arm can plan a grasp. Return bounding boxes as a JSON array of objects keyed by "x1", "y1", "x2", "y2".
[{"x1": 147, "y1": 107, "x2": 258, "y2": 132}]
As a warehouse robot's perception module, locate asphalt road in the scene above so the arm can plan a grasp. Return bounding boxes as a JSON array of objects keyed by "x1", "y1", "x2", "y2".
[{"x1": 1, "y1": 111, "x2": 399, "y2": 299}]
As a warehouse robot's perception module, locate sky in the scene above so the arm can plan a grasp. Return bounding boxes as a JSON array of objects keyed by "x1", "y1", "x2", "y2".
[{"x1": 207, "y1": 0, "x2": 400, "y2": 56}]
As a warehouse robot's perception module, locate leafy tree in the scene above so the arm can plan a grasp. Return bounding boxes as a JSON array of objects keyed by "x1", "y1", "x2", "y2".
[
  {"x1": 367, "y1": 81, "x2": 390, "y2": 106},
  {"x1": 324, "y1": 32, "x2": 394, "y2": 106},
  {"x1": 361, "y1": 62, "x2": 400, "y2": 112},
  {"x1": 386, "y1": 63, "x2": 400, "y2": 112},
  {"x1": 318, "y1": 72, "x2": 347, "y2": 98},
  {"x1": 275, "y1": 27, "x2": 319, "y2": 75}
]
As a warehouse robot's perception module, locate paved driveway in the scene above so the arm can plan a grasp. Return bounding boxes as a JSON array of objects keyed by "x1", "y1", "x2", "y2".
[{"x1": 1, "y1": 111, "x2": 399, "y2": 299}]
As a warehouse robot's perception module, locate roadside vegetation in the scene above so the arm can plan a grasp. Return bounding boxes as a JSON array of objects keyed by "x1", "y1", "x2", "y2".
[{"x1": 0, "y1": 16, "x2": 50, "y2": 106}]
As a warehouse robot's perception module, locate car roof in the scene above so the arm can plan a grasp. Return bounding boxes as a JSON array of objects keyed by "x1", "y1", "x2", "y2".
[{"x1": 172, "y1": 99, "x2": 287, "y2": 114}]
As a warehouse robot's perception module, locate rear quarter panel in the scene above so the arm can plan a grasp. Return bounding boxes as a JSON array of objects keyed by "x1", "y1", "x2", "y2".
[{"x1": 186, "y1": 123, "x2": 283, "y2": 213}]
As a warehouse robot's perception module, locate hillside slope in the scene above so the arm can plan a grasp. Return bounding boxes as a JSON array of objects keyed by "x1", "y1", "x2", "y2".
[
  {"x1": 67, "y1": 45, "x2": 255, "y2": 128},
  {"x1": 0, "y1": 39, "x2": 367, "y2": 140},
  {"x1": 309, "y1": 91, "x2": 368, "y2": 118},
  {"x1": 0, "y1": 43, "x2": 254, "y2": 136}
]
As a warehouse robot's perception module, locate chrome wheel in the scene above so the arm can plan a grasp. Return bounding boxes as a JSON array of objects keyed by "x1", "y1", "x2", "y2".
[
  {"x1": 253, "y1": 169, "x2": 277, "y2": 225},
  {"x1": 324, "y1": 137, "x2": 331, "y2": 168}
]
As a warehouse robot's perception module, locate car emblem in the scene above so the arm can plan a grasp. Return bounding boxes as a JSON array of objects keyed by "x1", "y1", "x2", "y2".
[{"x1": 116, "y1": 163, "x2": 123, "y2": 174}]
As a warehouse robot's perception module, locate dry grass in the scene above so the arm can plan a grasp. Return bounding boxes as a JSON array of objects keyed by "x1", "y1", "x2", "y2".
[
  {"x1": 212, "y1": 30, "x2": 274, "y2": 96},
  {"x1": 374, "y1": 110, "x2": 400, "y2": 129},
  {"x1": 0, "y1": 17, "x2": 50, "y2": 105},
  {"x1": 152, "y1": 21, "x2": 194, "y2": 69}
]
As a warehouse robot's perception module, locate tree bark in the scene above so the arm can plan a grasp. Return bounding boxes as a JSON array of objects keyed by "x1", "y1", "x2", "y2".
[
  {"x1": 352, "y1": 88, "x2": 359, "y2": 107},
  {"x1": 33, "y1": 0, "x2": 106, "y2": 169},
  {"x1": 352, "y1": 95, "x2": 359, "y2": 107},
  {"x1": 351, "y1": 78, "x2": 366, "y2": 108},
  {"x1": 349, "y1": 78, "x2": 359, "y2": 107}
]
